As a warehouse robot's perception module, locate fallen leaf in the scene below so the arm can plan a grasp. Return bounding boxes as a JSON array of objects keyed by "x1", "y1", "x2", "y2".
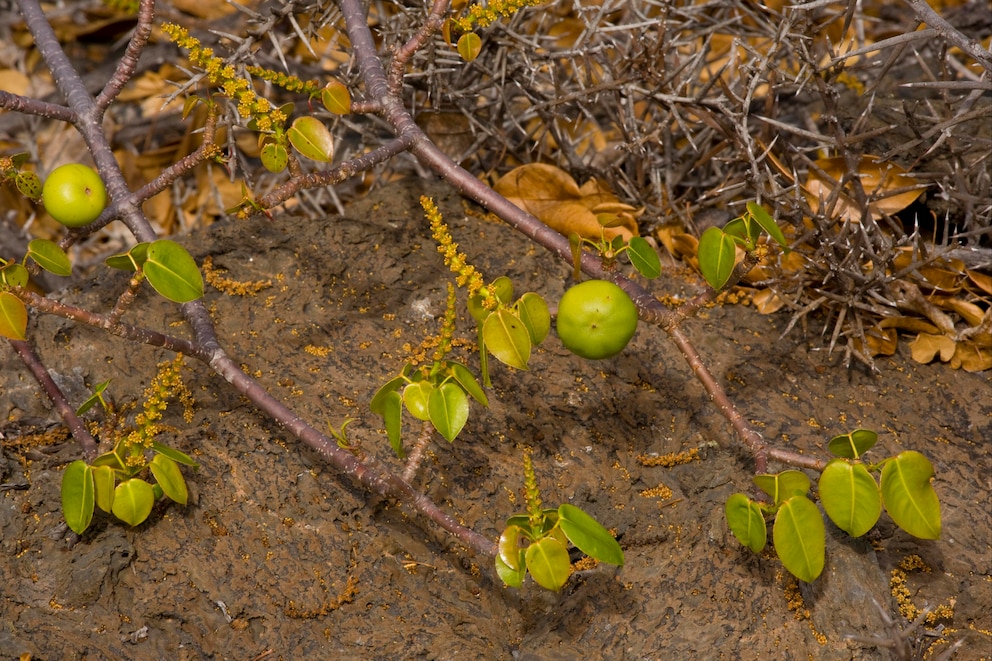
[
  {"x1": 752, "y1": 288, "x2": 785, "y2": 314},
  {"x1": 494, "y1": 164, "x2": 639, "y2": 241},
  {"x1": 805, "y1": 155, "x2": 925, "y2": 223},
  {"x1": 909, "y1": 333, "x2": 957, "y2": 364}
]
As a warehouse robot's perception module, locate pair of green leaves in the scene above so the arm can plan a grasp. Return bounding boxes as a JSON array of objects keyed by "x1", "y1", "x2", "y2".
[
  {"x1": 0, "y1": 239, "x2": 72, "y2": 340},
  {"x1": 725, "y1": 429, "x2": 942, "y2": 583},
  {"x1": 468, "y1": 276, "x2": 550, "y2": 373},
  {"x1": 371, "y1": 362, "x2": 487, "y2": 457},
  {"x1": 820, "y1": 430, "x2": 941, "y2": 540},
  {"x1": 698, "y1": 201, "x2": 787, "y2": 291},
  {"x1": 61, "y1": 443, "x2": 198, "y2": 533},
  {"x1": 725, "y1": 471, "x2": 824, "y2": 582},
  {"x1": 496, "y1": 504, "x2": 625, "y2": 591}
]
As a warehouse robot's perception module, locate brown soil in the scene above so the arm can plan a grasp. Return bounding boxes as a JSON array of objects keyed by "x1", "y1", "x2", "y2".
[{"x1": 1, "y1": 180, "x2": 989, "y2": 660}]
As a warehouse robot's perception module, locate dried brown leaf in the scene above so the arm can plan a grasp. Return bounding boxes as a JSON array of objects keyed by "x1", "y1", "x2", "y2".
[
  {"x1": 805, "y1": 156, "x2": 925, "y2": 223},
  {"x1": 494, "y1": 164, "x2": 637, "y2": 241},
  {"x1": 752, "y1": 288, "x2": 785, "y2": 315},
  {"x1": 909, "y1": 333, "x2": 957, "y2": 364}
]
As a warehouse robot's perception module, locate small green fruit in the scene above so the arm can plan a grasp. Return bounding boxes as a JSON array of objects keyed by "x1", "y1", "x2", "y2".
[
  {"x1": 42, "y1": 164, "x2": 108, "y2": 228},
  {"x1": 556, "y1": 280, "x2": 638, "y2": 360}
]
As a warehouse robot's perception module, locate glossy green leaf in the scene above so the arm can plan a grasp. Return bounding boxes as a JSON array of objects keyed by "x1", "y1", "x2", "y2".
[
  {"x1": 288, "y1": 116, "x2": 334, "y2": 162},
  {"x1": 773, "y1": 495, "x2": 825, "y2": 583},
  {"x1": 0, "y1": 291, "x2": 27, "y2": 340},
  {"x1": 483, "y1": 308, "x2": 531, "y2": 370},
  {"x1": 111, "y1": 478, "x2": 156, "y2": 527},
  {"x1": 627, "y1": 236, "x2": 661, "y2": 279},
  {"x1": 725, "y1": 493, "x2": 767, "y2": 553},
  {"x1": 448, "y1": 362, "x2": 488, "y2": 407},
  {"x1": 880, "y1": 451, "x2": 941, "y2": 539},
  {"x1": 371, "y1": 378, "x2": 404, "y2": 458},
  {"x1": 403, "y1": 381, "x2": 433, "y2": 421},
  {"x1": 320, "y1": 79, "x2": 351, "y2": 115},
  {"x1": 92, "y1": 465, "x2": 116, "y2": 513},
  {"x1": 697, "y1": 226, "x2": 737, "y2": 291},
  {"x1": 61, "y1": 460, "x2": 95, "y2": 534},
  {"x1": 827, "y1": 429, "x2": 879, "y2": 459},
  {"x1": 525, "y1": 536, "x2": 571, "y2": 591},
  {"x1": 753, "y1": 470, "x2": 810, "y2": 505},
  {"x1": 428, "y1": 382, "x2": 469, "y2": 442},
  {"x1": 143, "y1": 240, "x2": 203, "y2": 303},
  {"x1": 1, "y1": 263, "x2": 29, "y2": 288},
  {"x1": 27, "y1": 239, "x2": 71, "y2": 276},
  {"x1": 819, "y1": 460, "x2": 881, "y2": 537},
  {"x1": 152, "y1": 442, "x2": 199, "y2": 467},
  {"x1": 150, "y1": 454, "x2": 188, "y2": 505},
  {"x1": 498, "y1": 525, "x2": 526, "y2": 571},
  {"x1": 495, "y1": 554, "x2": 526, "y2": 588},
  {"x1": 260, "y1": 142, "x2": 289, "y2": 173},
  {"x1": 105, "y1": 242, "x2": 149, "y2": 271},
  {"x1": 746, "y1": 201, "x2": 788, "y2": 248},
  {"x1": 516, "y1": 292, "x2": 550, "y2": 345},
  {"x1": 557, "y1": 503, "x2": 624, "y2": 566},
  {"x1": 457, "y1": 32, "x2": 482, "y2": 61}
]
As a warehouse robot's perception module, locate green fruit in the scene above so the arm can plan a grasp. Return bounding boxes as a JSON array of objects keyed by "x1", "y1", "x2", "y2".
[
  {"x1": 42, "y1": 164, "x2": 108, "y2": 228},
  {"x1": 556, "y1": 280, "x2": 638, "y2": 360}
]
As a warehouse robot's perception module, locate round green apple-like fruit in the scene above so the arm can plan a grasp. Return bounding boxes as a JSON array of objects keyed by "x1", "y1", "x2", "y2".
[
  {"x1": 42, "y1": 164, "x2": 108, "y2": 228},
  {"x1": 556, "y1": 279, "x2": 638, "y2": 360}
]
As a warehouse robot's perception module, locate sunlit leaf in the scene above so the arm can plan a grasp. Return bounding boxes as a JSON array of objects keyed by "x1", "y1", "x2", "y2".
[
  {"x1": 76, "y1": 378, "x2": 112, "y2": 416},
  {"x1": 320, "y1": 79, "x2": 351, "y2": 115},
  {"x1": 495, "y1": 553, "x2": 526, "y2": 588},
  {"x1": 516, "y1": 292, "x2": 550, "y2": 345},
  {"x1": 92, "y1": 465, "x2": 115, "y2": 514},
  {"x1": 105, "y1": 242, "x2": 149, "y2": 271},
  {"x1": 0, "y1": 291, "x2": 28, "y2": 340},
  {"x1": 15, "y1": 170, "x2": 42, "y2": 200},
  {"x1": 819, "y1": 460, "x2": 881, "y2": 537},
  {"x1": 428, "y1": 382, "x2": 469, "y2": 442},
  {"x1": 880, "y1": 451, "x2": 941, "y2": 539},
  {"x1": 371, "y1": 386, "x2": 403, "y2": 458},
  {"x1": 143, "y1": 240, "x2": 203, "y2": 303},
  {"x1": 483, "y1": 308, "x2": 531, "y2": 370},
  {"x1": 27, "y1": 239, "x2": 71, "y2": 276},
  {"x1": 909, "y1": 333, "x2": 956, "y2": 365},
  {"x1": 260, "y1": 142, "x2": 289, "y2": 173},
  {"x1": 150, "y1": 454, "x2": 188, "y2": 505},
  {"x1": 448, "y1": 362, "x2": 488, "y2": 407},
  {"x1": 61, "y1": 460, "x2": 95, "y2": 534},
  {"x1": 403, "y1": 381, "x2": 433, "y2": 421},
  {"x1": 751, "y1": 288, "x2": 785, "y2": 315},
  {"x1": 152, "y1": 442, "x2": 199, "y2": 467},
  {"x1": 498, "y1": 525, "x2": 526, "y2": 571},
  {"x1": 773, "y1": 495, "x2": 825, "y2": 582},
  {"x1": 457, "y1": 32, "x2": 482, "y2": 61},
  {"x1": 112, "y1": 478, "x2": 156, "y2": 527},
  {"x1": 557, "y1": 503, "x2": 624, "y2": 566},
  {"x1": 827, "y1": 429, "x2": 878, "y2": 459},
  {"x1": 1, "y1": 263, "x2": 29, "y2": 288},
  {"x1": 725, "y1": 493, "x2": 767, "y2": 553},
  {"x1": 753, "y1": 470, "x2": 810, "y2": 505},
  {"x1": 525, "y1": 536, "x2": 571, "y2": 591},
  {"x1": 288, "y1": 116, "x2": 334, "y2": 162}
]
